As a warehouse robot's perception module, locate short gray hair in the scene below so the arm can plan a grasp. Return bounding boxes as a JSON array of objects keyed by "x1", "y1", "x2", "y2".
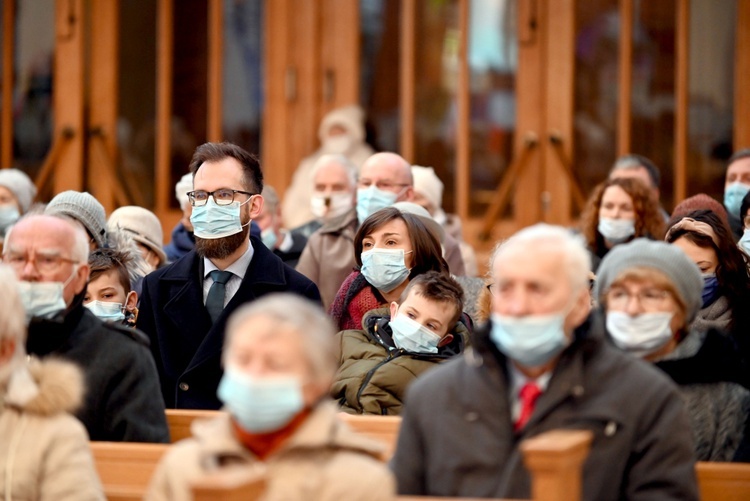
[
  {"x1": 490, "y1": 224, "x2": 591, "y2": 292},
  {"x1": 310, "y1": 154, "x2": 358, "y2": 188},
  {"x1": 223, "y1": 294, "x2": 337, "y2": 384},
  {"x1": 0, "y1": 265, "x2": 26, "y2": 347}
]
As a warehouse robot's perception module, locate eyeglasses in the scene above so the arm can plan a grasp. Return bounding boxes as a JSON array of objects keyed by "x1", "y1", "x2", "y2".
[
  {"x1": 358, "y1": 179, "x2": 410, "y2": 191},
  {"x1": 187, "y1": 189, "x2": 256, "y2": 207},
  {"x1": 3, "y1": 252, "x2": 79, "y2": 274},
  {"x1": 606, "y1": 287, "x2": 671, "y2": 309},
  {"x1": 486, "y1": 283, "x2": 498, "y2": 296}
]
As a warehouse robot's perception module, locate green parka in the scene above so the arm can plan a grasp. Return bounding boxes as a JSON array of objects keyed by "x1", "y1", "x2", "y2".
[{"x1": 332, "y1": 308, "x2": 470, "y2": 415}]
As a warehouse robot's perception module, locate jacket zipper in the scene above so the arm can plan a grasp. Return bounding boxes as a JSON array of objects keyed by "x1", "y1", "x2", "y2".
[{"x1": 355, "y1": 348, "x2": 405, "y2": 409}]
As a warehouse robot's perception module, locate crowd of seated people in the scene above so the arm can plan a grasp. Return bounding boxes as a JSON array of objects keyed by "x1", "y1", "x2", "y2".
[{"x1": 1, "y1": 127, "x2": 750, "y2": 500}]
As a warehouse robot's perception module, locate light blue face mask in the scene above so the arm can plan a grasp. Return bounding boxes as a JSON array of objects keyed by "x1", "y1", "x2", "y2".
[
  {"x1": 190, "y1": 197, "x2": 252, "y2": 240},
  {"x1": 389, "y1": 314, "x2": 442, "y2": 354},
  {"x1": 740, "y1": 228, "x2": 750, "y2": 255},
  {"x1": 724, "y1": 182, "x2": 750, "y2": 218},
  {"x1": 356, "y1": 186, "x2": 399, "y2": 223},
  {"x1": 360, "y1": 248, "x2": 412, "y2": 293},
  {"x1": 17, "y1": 270, "x2": 77, "y2": 322},
  {"x1": 260, "y1": 228, "x2": 278, "y2": 249},
  {"x1": 490, "y1": 311, "x2": 570, "y2": 367},
  {"x1": 85, "y1": 300, "x2": 126, "y2": 323},
  {"x1": 217, "y1": 368, "x2": 304, "y2": 433},
  {"x1": 0, "y1": 205, "x2": 20, "y2": 232},
  {"x1": 597, "y1": 217, "x2": 636, "y2": 244}
]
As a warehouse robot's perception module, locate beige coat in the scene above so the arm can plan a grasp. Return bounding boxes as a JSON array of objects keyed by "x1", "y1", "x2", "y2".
[
  {"x1": 146, "y1": 402, "x2": 395, "y2": 501},
  {"x1": 0, "y1": 358, "x2": 104, "y2": 500},
  {"x1": 296, "y1": 210, "x2": 359, "y2": 309}
]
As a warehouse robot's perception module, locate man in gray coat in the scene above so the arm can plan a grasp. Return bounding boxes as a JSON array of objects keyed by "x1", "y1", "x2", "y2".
[{"x1": 391, "y1": 224, "x2": 698, "y2": 500}]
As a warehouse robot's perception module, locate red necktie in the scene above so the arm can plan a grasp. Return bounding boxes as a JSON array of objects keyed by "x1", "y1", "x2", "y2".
[{"x1": 514, "y1": 382, "x2": 542, "y2": 432}]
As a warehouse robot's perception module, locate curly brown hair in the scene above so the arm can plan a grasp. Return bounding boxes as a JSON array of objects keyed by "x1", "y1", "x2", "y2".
[{"x1": 580, "y1": 177, "x2": 665, "y2": 255}]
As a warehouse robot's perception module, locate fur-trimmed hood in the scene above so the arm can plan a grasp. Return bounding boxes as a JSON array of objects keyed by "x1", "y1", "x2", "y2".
[{"x1": 3, "y1": 358, "x2": 84, "y2": 416}]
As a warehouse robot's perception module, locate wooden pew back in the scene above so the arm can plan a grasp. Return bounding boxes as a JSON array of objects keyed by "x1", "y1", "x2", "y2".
[
  {"x1": 90, "y1": 441, "x2": 169, "y2": 501},
  {"x1": 337, "y1": 413, "x2": 402, "y2": 460},
  {"x1": 696, "y1": 461, "x2": 750, "y2": 501},
  {"x1": 166, "y1": 408, "x2": 223, "y2": 443}
]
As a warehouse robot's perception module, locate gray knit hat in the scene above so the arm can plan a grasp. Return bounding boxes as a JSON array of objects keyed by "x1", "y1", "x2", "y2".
[
  {"x1": 0, "y1": 168, "x2": 36, "y2": 213},
  {"x1": 593, "y1": 238, "x2": 703, "y2": 321},
  {"x1": 45, "y1": 191, "x2": 107, "y2": 247}
]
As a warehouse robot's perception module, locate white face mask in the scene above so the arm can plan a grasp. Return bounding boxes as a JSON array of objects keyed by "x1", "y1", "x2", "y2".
[
  {"x1": 17, "y1": 267, "x2": 78, "y2": 322},
  {"x1": 84, "y1": 300, "x2": 126, "y2": 323},
  {"x1": 310, "y1": 192, "x2": 353, "y2": 220},
  {"x1": 606, "y1": 311, "x2": 674, "y2": 358},
  {"x1": 598, "y1": 217, "x2": 636, "y2": 244}
]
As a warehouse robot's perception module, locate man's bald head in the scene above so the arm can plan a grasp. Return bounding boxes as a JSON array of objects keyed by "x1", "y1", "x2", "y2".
[{"x1": 358, "y1": 152, "x2": 414, "y2": 202}]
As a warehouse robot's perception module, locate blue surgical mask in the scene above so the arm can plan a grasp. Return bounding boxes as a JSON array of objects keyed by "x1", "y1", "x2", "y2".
[
  {"x1": 85, "y1": 300, "x2": 126, "y2": 323},
  {"x1": 606, "y1": 311, "x2": 673, "y2": 358},
  {"x1": 0, "y1": 205, "x2": 20, "y2": 232},
  {"x1": 389, "y1": 314, "x2": 441, "y2": 354},
  {"x1": 597, "y1": 217, "x2": 636, "y2": 244},
  {"x1": 701, "y1": 273, "x2": 720, "y2": 308},
  {"x1": 740, "y1": 229, "x2": 750, "y2": 255},
  {"x1": 17, "y1": 281, "x2": 69, "y2": 321},
  {"x1": 217, "y1": 368, "x2": 304, "y2": 433},
  {"x1": 360, "y1": 249, "x2": 412, "y2": 293},
  {"x1": 190, "y1": 198, "x2": 251, "y2": 240},
  {"x1": 261, "y1": 228, "x2": 278, "y2": 249},
  {"x1": 724, "y1": 182, "x2": 750, "y2": 218},
  {"x1": 490, "y1": 311, "x2": 569, "y2": 367},
  {"x1": 356, "y1": 186, "x2": 399, "y2": 223}
]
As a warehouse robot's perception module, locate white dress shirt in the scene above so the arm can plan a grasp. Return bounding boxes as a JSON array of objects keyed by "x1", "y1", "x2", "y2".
[{"x1": 202, "y1": 240, "x2": 255, "y2": 307}]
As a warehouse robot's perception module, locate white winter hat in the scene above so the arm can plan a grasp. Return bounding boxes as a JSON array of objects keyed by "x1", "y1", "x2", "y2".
[
  {"x1": 0, "y1": 168, "x2": 37, "y2": 213},
  {"x1": 108, "y1": 206, "x2": 167, "y2": 265},
  {"x1": 411, "y1": 166, "x2": 444, "y2": 211},
  {"x1": 393, "y1": 201, "x2": 445, "y2": 244},
  {"x1": 175, "y1": 173, "x2": 193, "y2": 210}
]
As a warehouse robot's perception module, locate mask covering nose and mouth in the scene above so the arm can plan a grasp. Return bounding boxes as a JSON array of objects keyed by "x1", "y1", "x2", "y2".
[
  {"x1": 17, "y1": 267, "x2": 78, "y2": 322},
  {"x1": 190, "y1": 197, "x2": 252, "y2": 239}
]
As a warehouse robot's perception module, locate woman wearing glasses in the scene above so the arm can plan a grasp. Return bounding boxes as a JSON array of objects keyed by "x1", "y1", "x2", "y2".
[
  {"x1": 329, "y1": 206, "x2": 450, "y2": 331},
  {"x1": 594, "y1": 238, "x2": 750, "y2": 462}
]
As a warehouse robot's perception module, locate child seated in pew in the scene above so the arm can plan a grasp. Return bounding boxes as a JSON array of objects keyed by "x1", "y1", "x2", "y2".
[
  {"x1": 84, "y1": 248, "x2": 139, "y2": 327},
  {"x1": 332, "y1": 271, "x2": 467, "y2": 415}
]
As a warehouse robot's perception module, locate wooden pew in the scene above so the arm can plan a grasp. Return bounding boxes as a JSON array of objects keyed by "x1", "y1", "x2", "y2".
[
  {"x1": 189, "y1": 429, "x2": 594, "y2": 501},
  {"x1": 337, "y1": 413, "x2": 402, "y2": 460},
  {"x1": 90, "y1": 441, "x2": 169, "y2": 501},
  {"x1": 166, "y1": 408, "x2": 223, "y2": 443},
  {"x1": 696, "y1": 461, "x2": 750, "y2": 501}
]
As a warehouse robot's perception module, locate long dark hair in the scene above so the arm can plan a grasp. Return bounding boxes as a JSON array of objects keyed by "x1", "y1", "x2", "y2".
[
  {"x1": 665, "y1": 209, "x2": 750, "y2": 336},
  {"x1": 354, "y1": 207, "x2": 449, "y2": 279}
]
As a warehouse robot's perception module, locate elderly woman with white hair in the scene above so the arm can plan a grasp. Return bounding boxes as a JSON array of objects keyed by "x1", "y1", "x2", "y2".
[
  {"x1": 594, "y1": 238, "x2": 750, "y2": 462},
  {"x1": 146, "y1": 294, "x2": 395, "y2": 501},
  {"x1": 0, "y1": 265, "x2": 104, "y2": 500}
]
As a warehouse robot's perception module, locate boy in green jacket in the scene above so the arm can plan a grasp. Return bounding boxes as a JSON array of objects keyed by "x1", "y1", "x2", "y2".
[{"x1": 332, "y1": 271, "x2": 468, "y2": 415}]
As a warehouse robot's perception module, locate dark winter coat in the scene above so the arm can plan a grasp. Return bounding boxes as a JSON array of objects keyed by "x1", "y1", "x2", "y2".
[
  {"x1": 654, "y1": 328, "x2": 750, "y2": 462},
  {"x1": 26, "y1": 293, "x2": 169, "y2": 443},
  {"x1": 391, "y1": 321, "x2": 699, "y2": 500},
  {"x1": 332, "y1": 308, "x2": 469, "y2": 415},
  {"x1": 138, "y1": 237, "x2": 321, "y2": 409}
]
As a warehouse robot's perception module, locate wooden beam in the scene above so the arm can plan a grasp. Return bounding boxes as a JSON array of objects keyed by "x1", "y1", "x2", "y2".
[
  {"x1": 674, "y1": 0, "x2": 689, "y2": 204},
  {"x1": 617, "y1": 0, "x2": 633, "y2": 156},
  {"x1": 156, "y1": 0, "x2": 174, "y2": 214},
  {"x1": 735, "y1": 0, "x2": 750, "y2": 149},
  {"x1": 88, "y1": 0, "x2": 120, "y2": 212},
  {"x1": 207, "y1": 0, "x2": 224, "y2": 142},
  {"x1": 53, "y1": 0, "x2": 85, "y2": 193},
  {"x1": 456, "y1": 0, "x2": 470, "y2": 221},
  {"x1": 2, "y1": 0, "x2": 14, "y2": 168},
  {"x1": 399, "y1": 0, "x2": 416, "y2": 162}
]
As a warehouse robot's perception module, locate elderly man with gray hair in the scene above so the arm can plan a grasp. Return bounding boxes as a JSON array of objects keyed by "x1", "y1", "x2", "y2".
[
  {"x1": 392, "y1": 224, "x2": 698, "y2": 500},
  {"x1": 146, "y1": 294, "x2": 395, "y2": 501}
]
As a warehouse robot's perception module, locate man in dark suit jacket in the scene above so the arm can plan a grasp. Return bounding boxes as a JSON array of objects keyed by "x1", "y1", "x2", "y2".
[{"x1": 138, "y1": 142, "x2": 321, "y2": 409}]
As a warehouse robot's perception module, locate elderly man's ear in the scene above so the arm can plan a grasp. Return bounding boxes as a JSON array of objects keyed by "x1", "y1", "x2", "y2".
[
  {"x1": 0, "y1": 338, "x2": 16, "y2": 365},
  {"x1": 568, "y1": 287, "x2": 593, "y2": 329}
]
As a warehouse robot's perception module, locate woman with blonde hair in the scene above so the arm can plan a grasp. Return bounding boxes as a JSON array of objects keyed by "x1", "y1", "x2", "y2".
[{"x1": 580, "y1": 177, "x2": 665, "y2": 272}]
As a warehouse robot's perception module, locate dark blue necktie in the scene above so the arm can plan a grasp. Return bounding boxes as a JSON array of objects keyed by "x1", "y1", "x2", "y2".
[{"x1": 205, "y1": 270, "x2": 233, "y2": 323}]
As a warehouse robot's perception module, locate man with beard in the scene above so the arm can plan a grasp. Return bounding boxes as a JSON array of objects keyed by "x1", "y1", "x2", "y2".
[{"x1": 138, "y1": 142, "x2": 321, "y2": 409}]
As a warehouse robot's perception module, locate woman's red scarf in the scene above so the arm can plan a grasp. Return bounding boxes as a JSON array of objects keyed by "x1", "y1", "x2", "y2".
[{"x1": 328, "y1": 271, "x2": 385, "y2": 330}]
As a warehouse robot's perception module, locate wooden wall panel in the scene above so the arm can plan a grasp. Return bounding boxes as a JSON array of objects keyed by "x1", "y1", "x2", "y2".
[
  {"x1": 321, "y1": 0, "x2": 360, "y2": 112},
  {"x1": 399, "y1": 0, "x2": 416, "y2": 162},
  {"x1": 155, "y1": 0, "x2": 173, "y2": 214},
  {"x1": 674, "y1": 0, "x2": 689, "y2": 204},
  {"x1": 207, "y1": 0, "x2": 224, "y2": 142},
  {"x1": 735, "y1": 0, "x2": 750, "y2": 149},
  {"x1": 617, "y1": 0, "x2": 633, "y2": 156},
  {"x1": 2, "y1": 0, "x2": 14, "y2": 168}
]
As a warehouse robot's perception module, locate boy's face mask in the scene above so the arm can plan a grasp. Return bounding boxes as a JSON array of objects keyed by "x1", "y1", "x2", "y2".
[{"x1": 85, "y1": 300, "x2": 126, "y2": 323}]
